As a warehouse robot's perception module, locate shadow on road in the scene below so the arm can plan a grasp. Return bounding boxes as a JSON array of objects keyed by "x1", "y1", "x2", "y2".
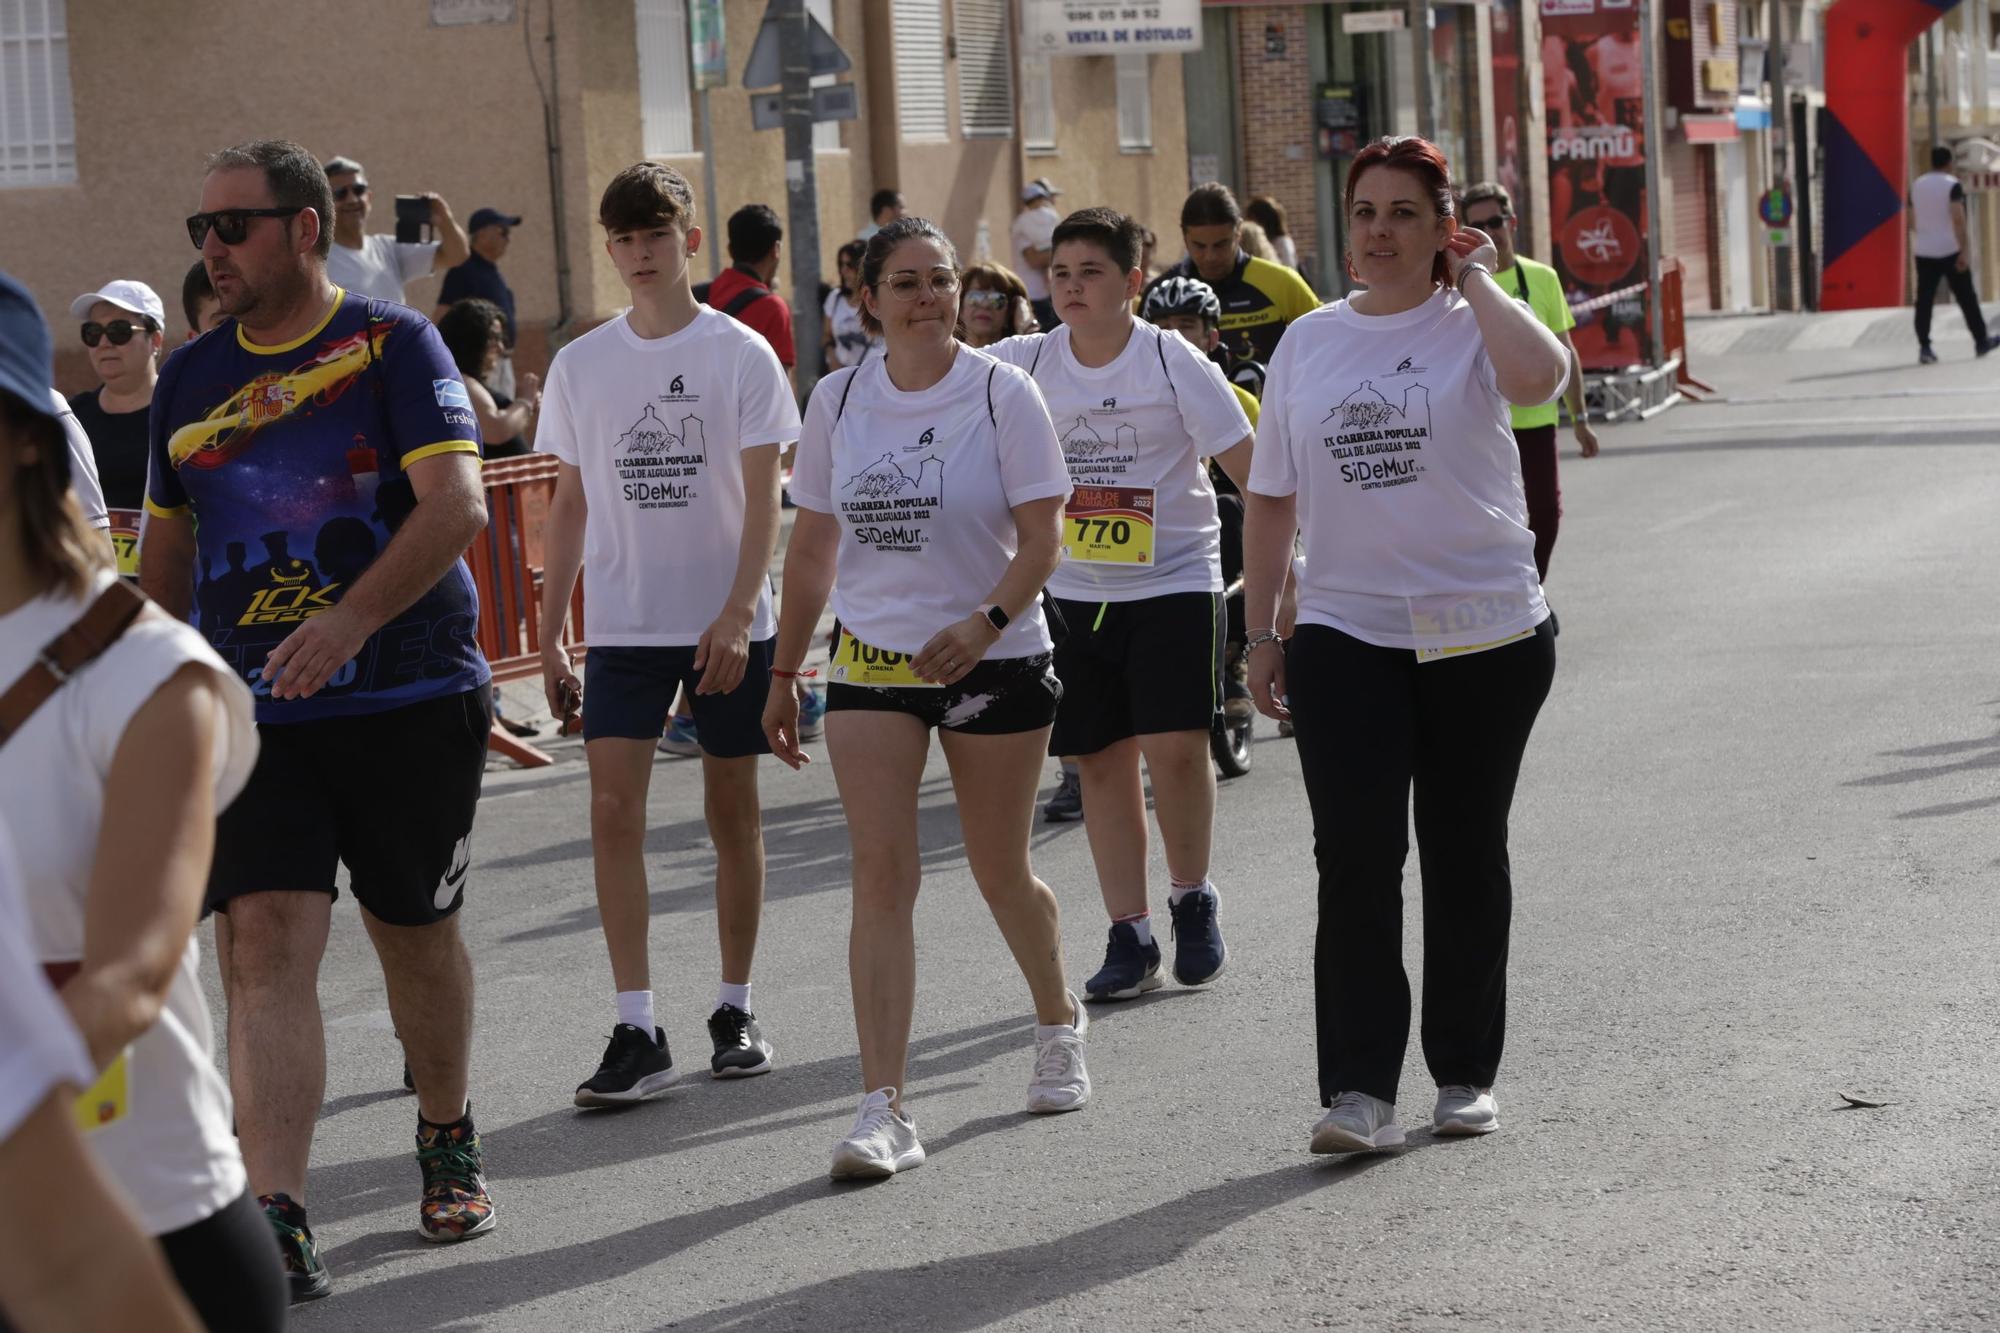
[
  {"x1": 304, "y1": 1133, "x2": 1415, "y2": 1328},
  {"x1": 1845, "y1": 727, "x2": 2000, "y2": 818}
]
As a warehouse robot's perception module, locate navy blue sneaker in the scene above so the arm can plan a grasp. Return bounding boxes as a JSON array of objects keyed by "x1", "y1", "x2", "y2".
[
  {"x1": 1168, "y1": 886, "x2": 1227, "y2": 986},
  {"x1": 1083, "y1": 922, "x2": 1163, "y2": 1001}
]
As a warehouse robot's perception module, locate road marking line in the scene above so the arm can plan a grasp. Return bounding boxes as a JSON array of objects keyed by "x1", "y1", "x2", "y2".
[
  {"x1": 1649, "y1": 500, "x2": 1740, "y2": 534},
  {"x1": 1667, "y1": 415, "x2": 1993, "y2": 434}
]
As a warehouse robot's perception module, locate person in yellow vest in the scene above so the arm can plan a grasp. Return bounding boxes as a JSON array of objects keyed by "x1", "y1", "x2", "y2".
[{"x1": 1460, "y1": 183, "x2": 1598, "y2": 582}]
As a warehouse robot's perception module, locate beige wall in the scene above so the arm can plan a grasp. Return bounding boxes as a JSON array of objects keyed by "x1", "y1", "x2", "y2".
[{"x1": 4, "y1": 0, "x2": 1188, "y2": 394}]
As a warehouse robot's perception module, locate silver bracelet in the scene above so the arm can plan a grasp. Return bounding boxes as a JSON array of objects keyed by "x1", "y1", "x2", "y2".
[
  {"x1": 1459, "y1": 261, "x2": 1493, "y2": 285},
  {"x1": 1247, "y1": 629, "x2": 1284, "y2": 648}
]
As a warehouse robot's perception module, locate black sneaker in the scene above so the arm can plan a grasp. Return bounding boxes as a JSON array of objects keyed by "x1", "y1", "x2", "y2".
[
  {"x1": 707, "y1": 1004, "x2": 776, "y2": 1078},
  {"x1": 1043, "y1": 768, "x2": 1083, "y2": 823},
  {"x1": 574, "y1": 1024, "x2": 680, "y2": 1107},
  {"x1": 260, "y1": 1192, "x2": 332, "y2": 1304},
  {"x1": 1083, "y1": 922, "x2": 1164, "y2": 1001},
  {"x1": 1168, "y1": 886, "x2": 1227, "y2": 987},
  {"x1": 1980, "y1": 337, "x2": 1997, "y2": 359},
  {"x1": 1920, "y1": 345, "x2": 1940, "y2": 365}
]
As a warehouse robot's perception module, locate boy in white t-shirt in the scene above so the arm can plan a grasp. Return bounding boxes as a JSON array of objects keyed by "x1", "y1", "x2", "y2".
[
  {"x1": 538, "y1": 163, "x2": 802, "y2": 1103},
  {"x1": 986, "y1": 208, "x2": 1256, "y2": 1004}
]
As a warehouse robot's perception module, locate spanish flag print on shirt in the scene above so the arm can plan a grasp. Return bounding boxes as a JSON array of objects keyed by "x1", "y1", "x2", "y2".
[{"x1": 147, "y1": 289, "x2": 491, "y2": 722}]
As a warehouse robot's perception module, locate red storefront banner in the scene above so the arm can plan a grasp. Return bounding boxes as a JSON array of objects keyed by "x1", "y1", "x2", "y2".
[{"x1": 1541, "y1": 0, "x2": 1652, "y2": 369}]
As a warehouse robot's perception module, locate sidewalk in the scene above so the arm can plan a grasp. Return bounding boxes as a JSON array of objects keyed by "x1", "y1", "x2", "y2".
[{"x1": 1685, "y1": 300, "x2": 2000, "y2": 361}]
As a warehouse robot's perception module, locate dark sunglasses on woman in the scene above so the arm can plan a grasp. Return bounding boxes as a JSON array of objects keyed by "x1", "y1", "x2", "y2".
[
  {"x1": 332, "y1": 183, "x2": 368, "y2": 202},
  {"x1": 185, "y1": 207, "x2": 306, "y2": 249},
  {"x1": 80, "y1": 319, "x2": 152, "y2": 347}
]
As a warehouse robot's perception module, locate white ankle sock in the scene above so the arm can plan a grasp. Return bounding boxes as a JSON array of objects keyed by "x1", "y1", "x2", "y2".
[
  {"x1": 616, "y1": 990, "x2": 656, "y2": 1037},
  {"x1": 1115, "y1": 912, "x2": 1154, "y2": 947},
  {"x1": 717, "y1": 981, "x2": 753, "y2": 1013},
  {"x1": 1169, "y1": 878, "x2": 1213, "y2": 906}
]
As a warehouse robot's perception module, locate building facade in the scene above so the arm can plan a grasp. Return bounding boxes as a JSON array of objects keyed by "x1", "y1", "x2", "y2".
[{"x1": 1, "y1": 0, "x2": 1190, "y2": 392}]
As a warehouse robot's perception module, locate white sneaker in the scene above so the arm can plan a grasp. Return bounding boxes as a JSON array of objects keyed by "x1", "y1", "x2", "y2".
[
  {"x1": 1433, "y1": 1084, "x2": 1500, "y2": 1135},
  {"x1": 829, "y1": 1087, "x2": 925, "y2": 1180},
  {"x1": 1310, "y1": 1090, "x2": 1405, "y2": 1154},
  {"x1": 1026, "y1": 990, "x2": 1092, "y2": 1114}
]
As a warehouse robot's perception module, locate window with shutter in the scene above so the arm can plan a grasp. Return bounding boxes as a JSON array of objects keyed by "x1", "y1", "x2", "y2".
[
  {"x1": 1116, "y1": 53, "x2": 1152, "y2": 152},
  {"x1": 634, "y1": 0, "x2": 693, "y2": 157},
  {"x1": 893, "y1": 0, "x2": 949, "y2": 143},
  {"x1": 1022, "y1": 52, "x2": 1056, "y2": 151},
  {"x1": 955, "y1": 0, "x2": 1013, "y2": 139},
  {"x1": 0, "y1": 0, "x2": 77, "y2": 188}
]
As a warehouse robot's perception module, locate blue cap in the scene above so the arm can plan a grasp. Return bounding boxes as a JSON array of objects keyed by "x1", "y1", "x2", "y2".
[
  {"x1": 0, "y1": 269, "x2": 56, "y2": 421},
  {"x1": 467, "y1": 207, "x2": 521, "y2": 233}
]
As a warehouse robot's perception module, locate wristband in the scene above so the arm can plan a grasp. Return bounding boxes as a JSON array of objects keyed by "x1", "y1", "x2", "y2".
[
  {"x1": 1458, "y1": 261, "x2": 1493, "y2": 285},
  {"x1": 1247, "y1": 629, "x2": 1284, "y2": 648},
  {"x1": 771, "y1": 667, "x2": 817, "y2": 679}
]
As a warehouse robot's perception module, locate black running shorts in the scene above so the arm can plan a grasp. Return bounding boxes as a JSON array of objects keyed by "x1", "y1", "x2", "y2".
[
  {"x1": 826, "y1": 650, "x2": 1061, "y2": 735},
  {"x1": 205, "y1": 688, "x2": 492, "y2": 925},
  {"x1": 1048, "y1": 591, "x2": 1224, "y2": 756}
]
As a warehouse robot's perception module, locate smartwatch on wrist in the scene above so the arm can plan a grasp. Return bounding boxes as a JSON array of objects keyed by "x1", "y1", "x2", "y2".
[{"x1": 980, "y1": 604, "x2": 1010, "y2": 632}]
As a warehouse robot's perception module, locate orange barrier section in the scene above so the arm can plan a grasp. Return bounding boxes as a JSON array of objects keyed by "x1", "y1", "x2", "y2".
[
  {"x1": 1660, "y1": 258, "x2": 1716, "y2": 398},
  {"x1": 465, "y1": 454, "x2": 584, "y2": 766}
]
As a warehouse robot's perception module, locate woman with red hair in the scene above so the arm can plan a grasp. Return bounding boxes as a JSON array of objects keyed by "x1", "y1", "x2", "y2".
[{"x1": 1240, "y1": 136, "x2": 1569, "y2": 1155}]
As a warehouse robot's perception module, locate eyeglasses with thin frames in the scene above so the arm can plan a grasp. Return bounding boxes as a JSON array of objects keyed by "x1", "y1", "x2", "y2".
[
  {"x1": 186, "y1": 207, "x2": 306, "y2": 249},
  {"x1": 881, "y1": 269, "x2": 961, "y2": 302}
]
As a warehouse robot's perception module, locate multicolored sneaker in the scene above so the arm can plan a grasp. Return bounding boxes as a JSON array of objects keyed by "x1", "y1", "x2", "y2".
[
  {"x1": 415, "y1": 1111, "x2": 498, "y2": 1243},
  {"x1": 259, "y1": 1191, "x2": 332, "y2": 1304}
]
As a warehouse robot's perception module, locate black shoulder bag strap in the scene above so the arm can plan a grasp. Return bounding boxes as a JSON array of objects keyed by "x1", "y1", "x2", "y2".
[{"x1": 722, "y1": 282, "x2": 772, "y2": 318}]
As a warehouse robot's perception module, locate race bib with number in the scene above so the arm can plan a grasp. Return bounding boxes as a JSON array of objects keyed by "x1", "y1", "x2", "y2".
[
  {"x1": 73, "y1": 1050, "x2": 130, "y2": 1133},
  {"x1": 828, "y1": 628, "x2": 943, "y2": 689},
  {"x1": 107, "y1": 508, "x2": 142, "y2": 579},
  {"x1": 1064, "y1": 485, "x2": 1155, "y2": 565},
  {"x1": 1414, "y1": 629, "x2": 1536, "y2": 664}
]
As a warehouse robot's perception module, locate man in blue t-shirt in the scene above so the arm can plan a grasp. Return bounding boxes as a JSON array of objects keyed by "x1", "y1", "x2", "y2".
[{"x1": 139, "y1": 139, "x2": 497, "y2": 1304}]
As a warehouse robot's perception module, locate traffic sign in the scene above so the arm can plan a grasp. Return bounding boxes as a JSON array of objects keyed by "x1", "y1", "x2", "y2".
[
  {"x1": 751, "y1": 82, "x2": 859, "y2": 132},
  {"x1": 742, "y1": 5, "x2": 849, "y2": 90}
]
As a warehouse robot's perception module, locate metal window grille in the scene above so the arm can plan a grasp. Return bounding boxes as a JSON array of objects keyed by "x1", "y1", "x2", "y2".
[
  {"x1": 1021, "y1": 51, "x2": 1056, "y2": 151},
  {"x1": 0, "y1": 0, "x2": 77, "y2": 188},
  {"x1": 955, "y1": 0, "x2": 1013, "y2": 139},
  {"x1": 635, "y1": 0, "x2": 693, "y2": 157},
  {"x1": 893, "y1": 0, "x2": 949, "y2": 143},
  {"x1": 1116, "y1": 53, "x2": 1152, "y2": 152}
]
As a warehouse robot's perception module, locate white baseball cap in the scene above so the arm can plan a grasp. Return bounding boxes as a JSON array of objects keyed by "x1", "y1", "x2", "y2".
[{"x1": 70, "y1": 279, "x2": 166, "y2": 328}]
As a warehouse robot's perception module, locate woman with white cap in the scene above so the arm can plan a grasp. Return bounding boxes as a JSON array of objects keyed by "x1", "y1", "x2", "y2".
[{"x1": 66, "y1": 279, "x2": 166, "y2": 516}]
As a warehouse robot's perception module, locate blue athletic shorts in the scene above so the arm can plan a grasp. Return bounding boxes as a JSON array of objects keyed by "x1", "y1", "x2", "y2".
[{"x1": 582, "y1": 640, "x2": 774, "y2": 757}]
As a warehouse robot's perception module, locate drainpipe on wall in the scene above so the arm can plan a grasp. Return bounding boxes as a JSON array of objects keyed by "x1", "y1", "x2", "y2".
[{"x1": 528, "y1": 0, "x2": 574, "y2": 340}]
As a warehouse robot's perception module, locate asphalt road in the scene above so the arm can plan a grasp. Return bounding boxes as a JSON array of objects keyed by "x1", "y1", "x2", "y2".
[{"x1": 266, "y1": 317, "x2": 2000, "y2": 1332}]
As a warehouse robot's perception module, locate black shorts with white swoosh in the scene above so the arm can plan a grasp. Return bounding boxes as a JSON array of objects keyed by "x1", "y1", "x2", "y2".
[{"x1": 205, "y1": 686, "x2": 492, "y2": 925}]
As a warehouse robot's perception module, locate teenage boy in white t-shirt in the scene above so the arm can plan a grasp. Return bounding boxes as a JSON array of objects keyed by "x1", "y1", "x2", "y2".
[
  {"x1": 538, "y1": 162, "x2": 802, "y2": 1103},
  {"x1": 986, "y1": 208, "x2": 1256, "y2": 1004}
]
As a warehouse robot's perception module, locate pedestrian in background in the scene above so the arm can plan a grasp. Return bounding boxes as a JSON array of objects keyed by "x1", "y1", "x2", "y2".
[
  {"x1": 66, "y1": 279, "x2": 164, "y2": 512},
  {"x1": 436, "y1": 206, "x2": 522, "y2": 396},
  {"x1": 1243, "y1": 135, "x2": 1567, "y2": 1158},
  {"x1": 1158, "y1": 182, "x2": 1319, "y2": 366},
  {"x1": 710, "y1": 203, "x2": 796, "y2": 381},
  {"x1": 437, "y1": 297, "x2": 539, "y2": 460},
  {"x1": 859, "y1": 187, "x2": 905, "y2": 241},
  {"x1": 959, "y1": 261, "x2": 1038, "y2": 349},
  {"x1": 1246, "y1": 194, "x2": 1299, "y2": 271},
  {"x1": 765, "y1": 217, "x2": 1089, "y2": 1181},
  {"x1": 1013, "y1": 178, "x2": 1063, "y2": 331},
  {"x1": 321, "y1": 154, "x2": 469, "y2": 306},
  {"x1": 0, "y1": 269, "x2": 283, "y2": 1331},
  {"x1": 1910, "y1": 144, "x2": 1994, "y2": 363},
  {"x1": 1461, "y1": 180, "x2": 1600, "y2": 582},
  {"x1": 181, "y1": 261, "x2": 227, "y2": 339},
  {"x1": 822, "y1": 239, "x2": 877, "y2": 371}
]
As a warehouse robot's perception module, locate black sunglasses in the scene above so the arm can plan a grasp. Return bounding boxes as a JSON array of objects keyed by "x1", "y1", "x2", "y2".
[
  {"x1": 332, "y1": 183, "x2": 369, "y2": 201},
  {"x1": 81, "y1": 319, "x2": 153, "y2": 348},
  {"x1": 186, "y1": 207, "x2": 306, "y2": 249},
  {"x1": 1464, "y1": 213, "x2": 1509, "y2": 230}
]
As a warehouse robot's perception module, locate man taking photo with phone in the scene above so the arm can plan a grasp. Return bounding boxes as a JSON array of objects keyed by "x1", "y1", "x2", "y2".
[{"x1": 321, "y1": 154, "x2": 469, "y2": 307}]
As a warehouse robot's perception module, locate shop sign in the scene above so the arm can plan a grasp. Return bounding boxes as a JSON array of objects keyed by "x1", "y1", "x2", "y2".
[
  {"x1": 1022, "y1": 1, "x2": 1203, "y2": 53},
  {"x1": 1542, "y1": 0, "x2": 1652, "y2": 369}
]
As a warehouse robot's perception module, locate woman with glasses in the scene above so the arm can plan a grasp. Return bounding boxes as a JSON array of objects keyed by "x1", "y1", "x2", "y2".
[
  {"x1": 65, "y1": 280, "x2": 167, "y2": 515},
  {"x1": 436, "y1": 297, "x2": 541, "y2": 460},
  {"x1": 0, "y1": 271, "x2": 283, "y2": 1328},
  {"x1": 958, "y1": 262, "x2": 1038, "y2": 349},
  {"x1": 762, "y1": 217, "x2": 1090, "y2": 1180},
  {"x1": 821, "y1": 239, "x2": 879, "y2": 372},
  {"x1": 1243, "y1": 136, "x2": 1567, "y2": 1156}
]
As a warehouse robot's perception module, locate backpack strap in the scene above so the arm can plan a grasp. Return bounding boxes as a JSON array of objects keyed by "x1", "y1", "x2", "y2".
[
  {"x1": 0, "y1": 580, "x2": 147, "y2": 746},
  {"x1": 986, "y1": 363, "x2": 998, "y2": 427},
  {"x1": 1153, "y1": 324, "x2": 1180, "y2": 406},
  {"x1": 833, "y1": 365, "x2": 860, "y2": 423},
  {"x1": 722, "y1": 282, "x2": 771, "y2": 318},
  {"x1": 1028, "y1": 336, "x2": 1045, "y2": 379}
]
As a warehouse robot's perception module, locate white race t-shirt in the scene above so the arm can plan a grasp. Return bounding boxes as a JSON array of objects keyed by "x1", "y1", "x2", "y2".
[
  {"x1": 824, "y1": 288, "x2": 877, "y2": 369},
  {"x1": 537, "y1": 307, "x2": 800, "y2": 646},
  {"x1": 988, "y1": 322, "x2": 1251, "y2": 601},
  {"x1": 0, "y1": 570, "x2": 257, "y2": 1234},
  {"x1": 0, "y1": 821, "x2": 95, "y2": 1146},
  {"x1": 53, "y1": 387, "x2": 110, "y2": 531},
  {"x1": 1249, "y1": 288, "x2": 1555, "y2": 651},
  {"x1": 1911, "y1": 171, "x2": 1965, "y2": 260},
  {"x1": 1011, "y1": 205, "x2": 1061, "y2": 301},
  {"x1": 791, "y1": 345, "x2": 1072, "y2": 658},
  {"x1": 327, "y1": 233, "x2": 439, "y2": 305}
]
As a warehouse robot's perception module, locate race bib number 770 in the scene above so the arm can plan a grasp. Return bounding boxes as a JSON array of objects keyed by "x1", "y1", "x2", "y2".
[{"x1": 1063, "y1": 485, "x2": 1155, "y2": 565}]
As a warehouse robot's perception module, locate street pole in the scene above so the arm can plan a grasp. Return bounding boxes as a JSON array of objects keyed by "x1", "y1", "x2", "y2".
[
  {"x1": 1925, "y1": 25, "x2": 1940, "y2": 152},
  {"x1": 778, "y1": 0, "x2": 823, "y2": 404},
  {"x1": 1768, "y1": 0, "x2": 1793, "y2": 310},
  {"x1": 701, "y1": 87, "x2": 722, "y2": 282},
  {"x1": 1409, "y1": 0, "x2": 1434, "y2": 140},
  {"x1": 1639, "y1": 0, "x2": 1667, "y2": 369}
]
